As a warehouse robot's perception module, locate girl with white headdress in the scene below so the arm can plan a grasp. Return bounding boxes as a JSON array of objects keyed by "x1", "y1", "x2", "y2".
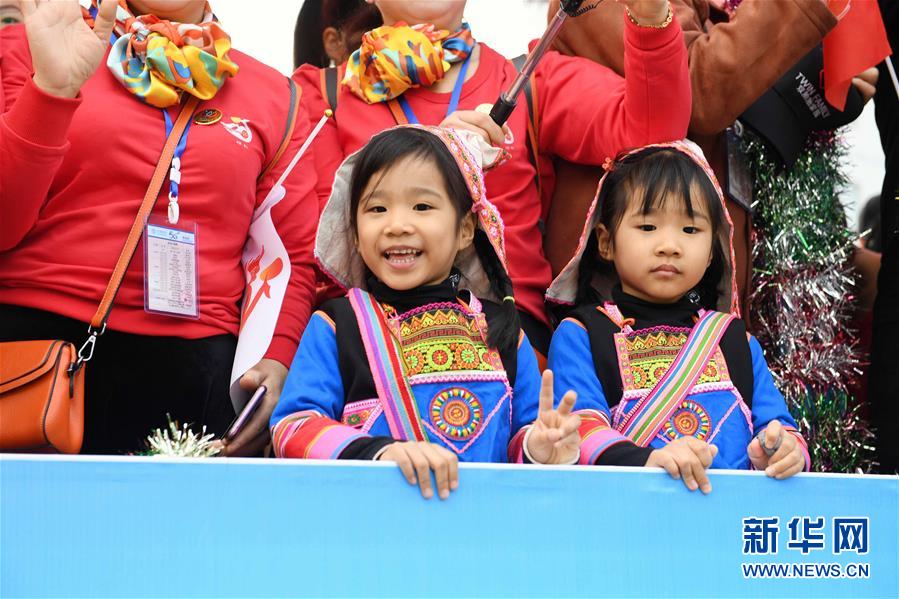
[
  {"x1": 271, "y1": 126, "x2": 581, "y2": 499},
  {"x1": 546, "y1": 142, "x2": 810, "y2": 494}
]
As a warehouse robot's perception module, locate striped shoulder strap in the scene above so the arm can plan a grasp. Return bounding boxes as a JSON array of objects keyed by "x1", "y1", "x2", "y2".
[
  {"x1": 348, "y1": 288, "x2": 429, "y2": 442},
  {"x1": 617, "y1": 309, "x2": 736, "y2": 447}
]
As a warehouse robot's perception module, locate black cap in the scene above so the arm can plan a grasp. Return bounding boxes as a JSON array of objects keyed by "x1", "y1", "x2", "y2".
[{"x1": 739, "y1": 45, "x2": 864, "y2": 169}]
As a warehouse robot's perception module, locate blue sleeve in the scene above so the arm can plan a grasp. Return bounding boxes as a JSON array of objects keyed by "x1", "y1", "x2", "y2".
[
  {"x1": 510, "y1": 331, "x2": 542, "y2": 435},
  {"x1": 270, "y1": 312, "x2": 345, "y2": 428},
  {"x1": 548, "y1": 318, "x2": 611, "y2": 419},
  {"x1": 748, "y1": 335, "x2": 798, "y2": 431}
]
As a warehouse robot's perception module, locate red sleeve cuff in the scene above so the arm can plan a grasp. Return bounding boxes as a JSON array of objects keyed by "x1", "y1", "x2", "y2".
[
  {"x1": 623, "y1": 6, "x2": 682, "y2": 51},
  {"x1": 264, "y1": 333, "x2": 300, "y2": 368},
  {"x1": 4, "y1": 78, "x2": 81, "y2": 148}
]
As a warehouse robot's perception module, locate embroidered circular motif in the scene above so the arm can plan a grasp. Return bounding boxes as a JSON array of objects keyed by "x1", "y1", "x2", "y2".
[
  {"x1": 430, "y1": 388, "x2": 482, "y2": 440},
  {"x1": 662, "y1": 400, "x2": 710, "y2": 441},
  {"x1": 454, "y1": 344, "x2": 479, "y2": 369},
  {"x1": 426, "y1": 344, "x2": 453, "y2": 372},
  {"x1": 404, "y1": 348, "x2": 425, "y2": 374}
]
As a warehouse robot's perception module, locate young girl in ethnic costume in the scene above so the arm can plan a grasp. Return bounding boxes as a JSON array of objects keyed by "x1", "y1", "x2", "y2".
[
  {"x1": 293, "y1": 0, "x2": 691, "y2": 363},
  {"x1": 272, "y1": 126, "x2": 581, "y2": 499},
  {"x1": 547, "y1": 141, "x2": 810, "y2": 494}
]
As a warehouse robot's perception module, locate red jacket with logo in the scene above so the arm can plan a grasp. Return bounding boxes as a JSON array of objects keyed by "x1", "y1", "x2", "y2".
[
  {"x1": 0, "y1": 25, "x2": 318, "y2": 366},
  {"x1": 293, "y1": 14, "x2": 691, "y2": 325}
]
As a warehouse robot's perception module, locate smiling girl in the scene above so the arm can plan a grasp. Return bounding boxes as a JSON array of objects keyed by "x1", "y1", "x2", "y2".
[
  {"x1": 545, "y1": 142, "x2": 810, "y2": 494},
  {"x1": 271, "y1": 126, "x2": 581, "y2": 499}
]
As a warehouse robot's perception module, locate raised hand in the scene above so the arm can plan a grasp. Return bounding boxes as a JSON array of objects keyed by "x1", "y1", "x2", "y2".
[
  {"x1": 440, "y1": 108, "x2": 512, "y2": 147},
  {"x1": 378, "y1": 441, "x2": 459, "y2": 500},
  {"x1": 747, "y1": 419, "x2": 805, "y2": 480},
  {"x1": 616, "y1": 0, "x2": 670, "y2": 26},
  {"x1": 646, "y1": 436, "x2": 718, "y2": 494},
  {"x1": 525, "y1": 370, "x2": 582, "y2": 465},
  {"x1": 18, "y1": 0, "x2": 118, "y2": 98}
]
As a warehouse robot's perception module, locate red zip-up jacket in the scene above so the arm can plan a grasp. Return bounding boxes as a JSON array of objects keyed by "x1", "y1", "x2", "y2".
[
  {"x1": 294, "y1": 14, "x2": 691, "y2": 326},
  {"x1": 0, "y1": 25, "x2": 318, "y2": 366}
]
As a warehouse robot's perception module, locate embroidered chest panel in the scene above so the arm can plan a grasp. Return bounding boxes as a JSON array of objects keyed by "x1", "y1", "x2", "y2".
[
  {"x1": 389, "y1": 304, "x2": 503, "y2": 377},
  {"x1": 615, "y1": 326, "x2": 732, "y2": 394}
]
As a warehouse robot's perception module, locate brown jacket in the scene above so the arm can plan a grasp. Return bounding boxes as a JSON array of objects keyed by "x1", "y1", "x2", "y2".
[{"x1": 544, "y1": 0, "x2": 836, "y2": 313}]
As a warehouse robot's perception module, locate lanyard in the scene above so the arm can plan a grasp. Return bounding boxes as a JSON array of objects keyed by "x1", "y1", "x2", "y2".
[
  {"x1": 163, "y1": 107, "x2": 193, "y2": 225},
  {"x1": 396, "y1": 52, "x2": 472, "y2": 125}
]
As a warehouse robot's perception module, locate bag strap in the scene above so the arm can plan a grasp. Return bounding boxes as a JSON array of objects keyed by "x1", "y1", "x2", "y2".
[
  {"x1": 616, "y1": 309, "x2": 735, "y2": 447},
  {"x1": 71, "y1": 96, "x2": 201, "y2": 374},
  {"x1": 320, "y1": 65, "x2": 342, "y2": 119},
  {"x1": 347, "y1": 288, "x2": 430, "y2": 442},
  {"x1": 510, "y1": 53, "x2": 541, "y2": 202},
  {"x1": 386, "y1": 98, "x2": 408, "y2": 125},
  {"x1": 258, "y1": 77, "x2": 301, "y2": 182}
]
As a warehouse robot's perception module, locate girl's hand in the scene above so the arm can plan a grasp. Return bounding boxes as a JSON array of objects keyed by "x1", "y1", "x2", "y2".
[
  {"x1": 440, "y1": 109, "x2": 511, "y2": 147},
  {"x1": 219, "y1": 358, "x2": 288, "y2": 457},
  {"x1": 378, "y1": 441, "x2": 459, "y2": 500},
  {"x1": 18, "y1": 0, "x2": 118, "y2": 98},
  {"x1": 525, "y1": 370, "x2": 582, "y2": 465},
  {"x1": 616, "y1": 0, "x2": 670, "y2": 26},
  {"x1": 645, "y1": 437, "x2": 718, "y2": 494},
  {"x1": 747, "y1": 419, "x2": 805, "y2": 480}
]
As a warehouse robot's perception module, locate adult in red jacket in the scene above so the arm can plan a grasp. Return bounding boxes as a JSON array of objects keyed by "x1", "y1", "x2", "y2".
[
  {"x1": 294, "y1": 0, "x2": 691, "y2": 362},
  {"x1": 0, "y1": 0, "x2": 318, "y2": 455}
]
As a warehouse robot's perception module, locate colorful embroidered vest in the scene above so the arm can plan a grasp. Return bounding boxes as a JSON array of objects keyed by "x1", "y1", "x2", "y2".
[
  {"x1": 342, "y1": 289, "x2": 519, "y2": 462},
  {"x1": 580, "y1": 302, "x2": 758, "y2": 468}
]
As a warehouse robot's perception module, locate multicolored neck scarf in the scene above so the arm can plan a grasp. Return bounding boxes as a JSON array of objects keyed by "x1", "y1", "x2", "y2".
[
  {"x1": 88, "y1": 0, "x2": 239, "y2": 108},
  {"x1": 342, "y1": 21, "x2": 475, "y2": 104}
]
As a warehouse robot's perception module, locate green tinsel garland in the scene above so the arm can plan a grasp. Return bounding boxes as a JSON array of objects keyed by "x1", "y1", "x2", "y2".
[{"x1": 741, "y1": 131, "x2": 875, "y2": 473}]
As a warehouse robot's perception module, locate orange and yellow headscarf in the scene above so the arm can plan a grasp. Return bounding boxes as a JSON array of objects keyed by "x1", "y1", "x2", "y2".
[
  {"x1": 342, "y1": 22, "x2": 475, "y2": 104},
  {"x1": 88, "y1": 0, "x2": 238, "y2": 108}
]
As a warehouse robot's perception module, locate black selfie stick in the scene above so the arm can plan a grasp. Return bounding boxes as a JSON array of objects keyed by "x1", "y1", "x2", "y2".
[{"x1": 488, "y1": 0, "x2": 602, "y2": 126}]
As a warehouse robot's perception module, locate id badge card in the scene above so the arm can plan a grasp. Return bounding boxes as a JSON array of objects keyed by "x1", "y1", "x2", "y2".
[
  {"x1": 725, "y1": 123, "x2": 753, "y2": 212},
  {"x1": 143, "y1": 216, "x2": 200, "y2": 319}
]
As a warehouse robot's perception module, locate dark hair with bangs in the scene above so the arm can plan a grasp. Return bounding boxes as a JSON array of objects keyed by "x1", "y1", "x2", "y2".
[
  {"x1": 349, "y1": 128, "x2": 520, "y2": 356},
  {"x1": 576, "y1": 147, "x2": 727, "y2": 308}
]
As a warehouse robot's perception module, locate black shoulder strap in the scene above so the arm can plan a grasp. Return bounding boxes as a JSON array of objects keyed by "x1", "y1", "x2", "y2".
[
  {"x1": 510, "y1": 53, "x2": 542, "y2": 220},
  {"x1": 570, "y1": 305, "x2": 623, "y2": 406},
  {"x1": 510, "y1": 54, "x2": 534, "y2": 127},
  {"x1": 480, "y1": 300, "x2": 518, "y2": 388},
  {"x1": 717, "y1": 318, "x2": 754, "y2": 408},
  {"x1": 324, "y1": 66, "x2": 339, "y2": 114},
  {"x1": 322, "y1": 298, "x2": 377, "y2": 404}
]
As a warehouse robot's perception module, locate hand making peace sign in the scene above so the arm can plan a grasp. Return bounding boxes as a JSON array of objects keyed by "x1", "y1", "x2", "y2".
[{"x1": 525, "y1": 370, "x2": 582, "y2": 465}]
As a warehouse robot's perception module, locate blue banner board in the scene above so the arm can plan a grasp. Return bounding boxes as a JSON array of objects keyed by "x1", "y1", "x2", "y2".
[{"x1": 1, "y1": 455, "x2": 897, "y2": 598}]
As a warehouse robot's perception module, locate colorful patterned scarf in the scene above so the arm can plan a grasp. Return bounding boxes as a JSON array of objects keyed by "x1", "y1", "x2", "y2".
[
  {"x1": 342, "y1": 22, "x2": 475, "y2": 104},
  {"x1": 89, "y1": 0, "x2": 239, "y2": 108}
]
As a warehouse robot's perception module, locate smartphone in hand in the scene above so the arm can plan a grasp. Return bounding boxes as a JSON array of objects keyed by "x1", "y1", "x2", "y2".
[{"x1": 224, "y1": 385, "x2": 267, "y2": 443}]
